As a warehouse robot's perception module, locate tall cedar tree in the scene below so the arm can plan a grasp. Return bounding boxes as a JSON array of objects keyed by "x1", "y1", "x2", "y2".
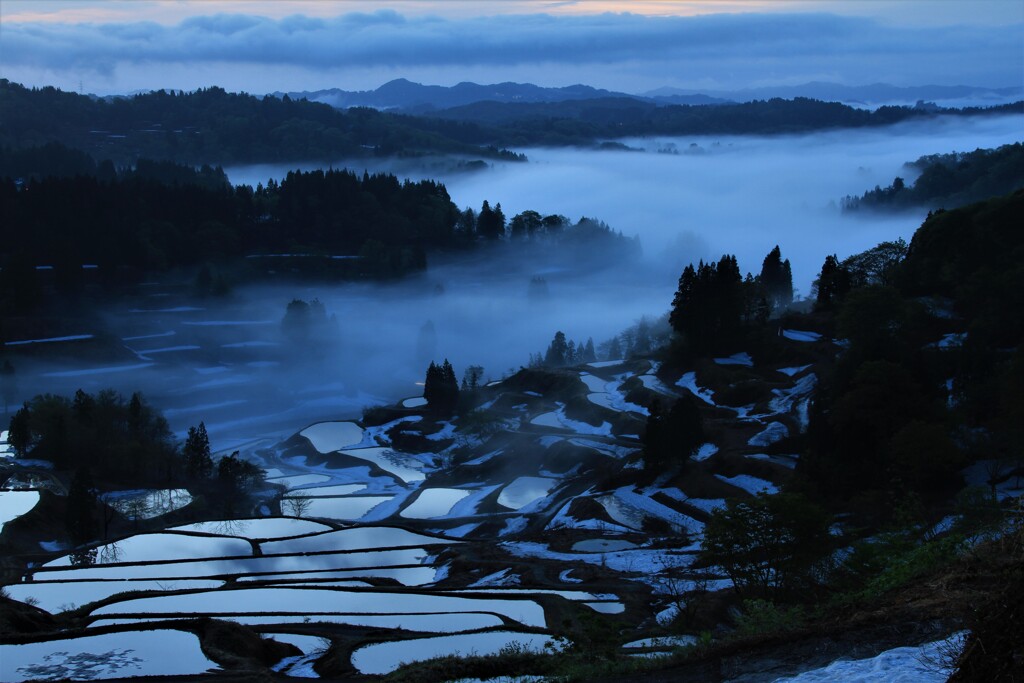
[
  {"x1": 759, "y1": 245, "x2": 794, "y2": 312},
  {"x1": 545, "y1": 331, "x2": 569, "y2": 366},
  {"x1": 669, "y1": 255, "x2": 744, "y2": 354},
  {"x1": 815, "y1": 254, "x2": 848, "y2": 308},
  {"x1": 424, "y1": 360, "x2": 459, "y2": 414},
  {"x1": 184, "y1": 422, "x2": 213, "y2": 480},
  {"x1": 476, "y1": 200, "x2": 506, "y2": 240}
]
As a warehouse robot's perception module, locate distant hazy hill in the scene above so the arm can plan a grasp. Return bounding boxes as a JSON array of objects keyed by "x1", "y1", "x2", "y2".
[
  {"x1": 645, "y1": 82, "x2": 1023, "y2": 108},
  {"x1": 275, "y1": 79, "x2": 1021, "y2": 112},
  {"x1": 273, "y1": 78, "x2": 732, "y2": 111},
  {"x1": 272, "y1": 78, "x2": 633, "y2": 111}
]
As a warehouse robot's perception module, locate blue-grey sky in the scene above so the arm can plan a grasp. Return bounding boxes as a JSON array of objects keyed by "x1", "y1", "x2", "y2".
[{"x1": 1, "y1": 1, "x2": 1021, "y2": 95}]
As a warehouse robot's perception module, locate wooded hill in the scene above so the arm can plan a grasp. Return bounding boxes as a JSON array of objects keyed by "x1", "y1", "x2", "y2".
[{"x1": 0, "y1": 79, "x2": 521, "y2": 165}]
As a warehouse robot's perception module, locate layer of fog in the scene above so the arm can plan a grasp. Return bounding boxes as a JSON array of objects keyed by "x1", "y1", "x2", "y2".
[
  {"x1": 227, "y1": 114, "x2": 1023, "y2": 294},
  {"x1": 11, "y1": 247, "x2": 659, "y2": 451},
  {"x1": 9, "y1": 116, "x2": 1021, "y2": 451}
]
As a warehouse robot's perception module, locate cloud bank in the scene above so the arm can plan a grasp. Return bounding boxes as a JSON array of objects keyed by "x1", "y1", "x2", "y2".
[{"x1": 2, "y1": 10, "x2": 1021, "y2": 94}]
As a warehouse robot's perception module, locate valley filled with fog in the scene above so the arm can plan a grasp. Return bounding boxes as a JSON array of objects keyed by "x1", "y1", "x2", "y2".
[
  {"x1": 229, "y1": 113, "x2": 1023, "y2": 291},
  {"x1": 13, "y1": 114, "x2": 1022, "y2": 451}
]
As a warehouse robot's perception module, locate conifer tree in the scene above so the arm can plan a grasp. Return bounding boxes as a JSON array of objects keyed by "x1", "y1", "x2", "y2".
[
  {"x1": 424, "y1": 359, "x2": 460, "y2": 414},
  {"x1": 544, "y1": 332, "x2": 568, "y2": 366},
  {"x1": 607, "y1": 336, "x2": 623, "y2": 361},
  {"x1": 760, "y1": 245, "x2": 794, "y2": 312},
  {"x1": 184, "y1": 422, "x2": 213, "y2": 480},
  {"x1": 815, "y1": 254, "x2": 848, "y2": 309},
  {"x1": 477, "y1": 200, "x2": 506, "y2": 240},
  {"x1": 670, "y1": 254, "x2": 745, "y2": 353},
  {"x1": 8, "y1": 404, "x2": 31, "y2": 457}
]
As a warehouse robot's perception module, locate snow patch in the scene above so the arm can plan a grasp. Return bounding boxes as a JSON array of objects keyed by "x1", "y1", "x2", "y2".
[
  {"x1": 714, "y1": 474, "x2": 779, "y2": 495},
  {"x1": 748, "y1": 421, "x2": 790, "y2": 447},
  {"x1": 781, "y1": 329, "x2": 822, "y2": 342},
  {"x1": 692, "y1": 443, "x2": 719, "y2": 462},
  {"x1": 676, "y1": 372, "x2": 716, "y2": 405}
]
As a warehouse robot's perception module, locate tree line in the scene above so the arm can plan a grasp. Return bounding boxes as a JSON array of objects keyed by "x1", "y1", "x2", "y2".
[
  {"x1": 658, "y1": 190, "x2": 1024, "y2": 614},
  {"x1": 0, "y1": 147, "x2": 640, "y2": 318},
  {"x1": 425, "y1": 96, "x2": 1023, "y2": 147},
  {"x1": 0, "y1": 79, "x2": 519, "y2": 165},
  {"x1": 8, "y1": 390, "x2": 266, "y2": 545},
  {"x1": 841, "y1": 142, "x2": 1024, "y2": 213}
]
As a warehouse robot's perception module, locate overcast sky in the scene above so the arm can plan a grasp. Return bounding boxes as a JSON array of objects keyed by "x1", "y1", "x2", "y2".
[{"x1": 1, "y1": 0, "x2": 1021, "y2": 95}]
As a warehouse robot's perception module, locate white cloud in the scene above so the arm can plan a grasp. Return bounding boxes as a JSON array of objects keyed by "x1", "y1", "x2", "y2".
[{"x1": 1, "y1": 10, "x2": 1020, "y2": 94}]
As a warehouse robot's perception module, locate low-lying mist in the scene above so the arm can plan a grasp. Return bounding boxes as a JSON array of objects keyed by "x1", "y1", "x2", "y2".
[
  {"x1": 14, "y1": 242, "x2": 659, "y2": 450},
  {"x1": 228, "y1": 113, "x2": 1022, "y2": 292},
  {"x1": 442, "y1": 114, "x2": 1024, "y2": 292},
  {"x1": 11, "y1": 114, "x2": 1021, "y2": 450}
]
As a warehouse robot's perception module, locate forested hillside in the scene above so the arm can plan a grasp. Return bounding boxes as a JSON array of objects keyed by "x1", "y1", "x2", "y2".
[
  {"x1": 843, "y1": 142, "x2": 1024, "y2": 212},
  {"x1": 0, "y1": 80, "x2": 518, "y2": 164}
]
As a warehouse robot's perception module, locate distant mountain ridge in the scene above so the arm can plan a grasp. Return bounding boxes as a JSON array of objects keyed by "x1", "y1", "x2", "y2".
[
  {"x1": 645, "y1": 81, "x2": 1024, "y2": 107},
  {"x1": 271, "y1": 78, "x2": 729, "y2": 111},
  {"x1": 274, "y1": 79, "x2": 1021, "y2": 112}
]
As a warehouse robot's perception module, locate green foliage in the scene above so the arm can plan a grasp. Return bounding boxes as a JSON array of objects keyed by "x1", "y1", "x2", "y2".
[
  {"x1": 701, "y1": 492, "x2": 832, "y2": 598},
  {"x1": 733, "y1": 599, "x2": 807, "y2": 636},
  {"x1": 836, "y1": 532, "x2": 965, "y2": 605}
]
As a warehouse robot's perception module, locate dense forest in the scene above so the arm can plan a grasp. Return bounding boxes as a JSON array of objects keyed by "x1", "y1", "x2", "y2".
[
  {"x1": 661, "y1": 189, "x2": 1022, "y2": 519},
  {"x1": 422, "y1": 96, "x2": 1023, "y2": 146},
  {"x1": 0, "y1": 148, "x2": 638, "y2": 315},
  {"x1": 843, "y1": 142, "x2": 1024, "y2": 212},
  {"x1": 0, "y1": 79, "x2": 522, "y2": 165},
  {"x1": 610, "y1": 189, "x2": 1023, "y2": 674}
]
